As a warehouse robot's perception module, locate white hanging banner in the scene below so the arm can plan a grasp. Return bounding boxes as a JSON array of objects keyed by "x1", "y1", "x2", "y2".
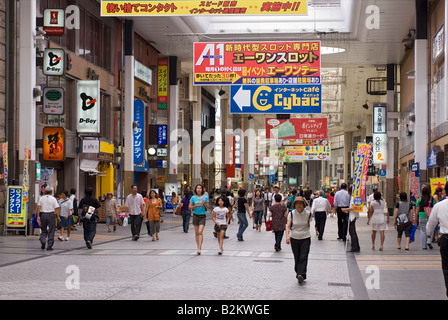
[{"x1": 77, "y1": 80, "x2": 100, "y2": 133}]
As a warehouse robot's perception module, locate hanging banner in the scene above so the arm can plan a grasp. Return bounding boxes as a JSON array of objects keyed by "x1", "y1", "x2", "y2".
[
  {"x1": 266, "y1": 118, "x2": 327, "y2": 140},
  {"x1": 134, "y1": 100, "x2": 145, "y2": 165},
  {"x1": 77, "y1": 80, "x2": 100, "y2": 133},
  {"x1": 194, "y1": 41, "x2": 321, "y2": 85},
  {"x1": 352, "y1": 143, "x2": 372, "y2": 212},
  {"x1": 158, "y1": 59, "x2": 168, "y2": 110},
  {"x1": 409, "y1": 163, "x2": 420, "y2": 208},
  {"x1": 2, "y1": 142, "x2": 8, "y2": 189},
  {"x1": 101, "y1": 0, "x2": 308, "y2": 16},
  {"x1": 6, "y1": 186, "x2": 25, "y2": 227},
  {"x1": 430, "y1": 177, "x2": 446, "y2": 196},
  {"x1": 372, "y1": 104, "x2": 387, "y2": 165},
  {"x1": 225, "y1": 134, "x2": 236, "y2": 178},
  {"x1": 284, "y1": 144, "x2": 331, "y2": 161},
  {"x1": 23, "y1": 147, "x2": 29, "y2": 203},
  {"x1": 43, "y1": 127, "x2": 65, "y2": 161}
]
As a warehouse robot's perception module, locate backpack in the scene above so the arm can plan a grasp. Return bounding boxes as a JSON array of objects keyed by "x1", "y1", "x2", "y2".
[
  {"x1": 81, "y1": 203, "x2": 98, "y2": 221},
  {"x1": 396, "y1": 201, "x2": 411, "y2": 228}
]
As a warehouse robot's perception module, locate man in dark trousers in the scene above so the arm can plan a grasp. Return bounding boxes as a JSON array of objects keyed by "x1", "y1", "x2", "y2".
[
  {"x1": 333, "y1": 183, "x2": 351, "y2": 241},
  {"x1": 78, "y1": 187, "x2": 101, "y2": 249}
]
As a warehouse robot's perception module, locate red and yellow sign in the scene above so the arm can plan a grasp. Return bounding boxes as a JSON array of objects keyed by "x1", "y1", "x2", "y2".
[
  {"x1": 101, "y1": 0, "x2": 308, "y2": 16},
  {"x1": 158, "y1": 59, "x2": 168, "y2": 110},
  {"x1": 43, "y1": 127, "x2": 65, "y2": 161},
  {"x1": 352, "y1": 143, "x2": 372, "y2": 212},
  {"x1": 194, "y1": 41, "x2": 321, "y2": 85}
]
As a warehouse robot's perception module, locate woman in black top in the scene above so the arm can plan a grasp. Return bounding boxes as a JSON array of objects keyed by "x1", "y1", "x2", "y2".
[{"x1": 236, "y1": 189, "x2": 250, "y2": 241}]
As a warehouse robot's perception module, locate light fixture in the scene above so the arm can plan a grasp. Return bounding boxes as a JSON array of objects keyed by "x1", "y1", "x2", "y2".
[
  {"x1": 321, "y1": 46, "x2": 346, "y2": 55},
  {"x1": 148, "y1": 147, "x2": 156, "y2": 156},
  {"x1": 362, "y1": 103, "x2": 369, "y2": 110},
  {"x1": 219, "y1": 89, "x2": 226, "y2": 96}
]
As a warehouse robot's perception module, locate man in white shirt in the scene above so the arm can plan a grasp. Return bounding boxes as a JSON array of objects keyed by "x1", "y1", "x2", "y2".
[
  {"x1": 311, "y1": 190, "x2": 331, "y2": 240},
  {"x1": 271, "y1": 186, "x2": 284, "y2": 206},
  {"x1": 36, "y1": 186, "x2": 61, "y2": 250},
  {"x1": 427, "y1": 182, "x2": 448, "y2": 297},
  {"x1": 125, "y1": 185, "x2": 145, "y2": 241},
  {"x1": 333, "y1": 183, "x2": 351, "y2": 241}
]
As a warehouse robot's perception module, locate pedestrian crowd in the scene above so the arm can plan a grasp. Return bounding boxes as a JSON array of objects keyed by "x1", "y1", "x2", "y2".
[{"x1": 33, "y1": 182, "x2": 448, "y2": 294}]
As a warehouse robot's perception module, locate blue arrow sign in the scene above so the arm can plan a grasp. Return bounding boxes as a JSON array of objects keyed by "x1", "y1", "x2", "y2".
[{"x1": 230, "y1": 84, "x2": 321, "y2": 114}]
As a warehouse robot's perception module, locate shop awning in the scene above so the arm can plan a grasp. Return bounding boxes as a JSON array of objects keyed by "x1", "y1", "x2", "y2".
[{"x1": 80, "y1": 159, "x2": 101, "y2": 174}]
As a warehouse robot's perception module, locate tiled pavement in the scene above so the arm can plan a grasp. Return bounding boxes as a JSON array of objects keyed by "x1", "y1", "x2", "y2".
[{"x1": 0, "y1": 210, "x2": 446, "y2": 301}]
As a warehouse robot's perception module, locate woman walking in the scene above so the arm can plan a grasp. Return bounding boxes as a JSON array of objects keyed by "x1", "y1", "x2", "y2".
[
  {"x1": 147, "y1": 190, "x2": 162, "y2": 241},
  {"x1": 212, "y1": 196, "x2": 231, "y2": 255},
  {"x1": 104, "y1": 192, "x2": 118, "y2": 232},
  {"x1": 189, "y1": 184, "x2": 209, "y2": 255},
  {"x1": 393, "y1": 192, "x2": 412, "y2": 250},
  {"x1": 171, "y1": 191, "x2": 180, "y2": 218},
  {"x1": 252, "y1": 189, "x2": 265, "y2": 232},
  {"x1": 286, "y1": 197, "x2": 312, "y2": 284},
  {"x1": 180, "y1": 192, "x2": 192, "y2": 233},
  {"x1": 416, "y1": 185, "x2": 435, "y2": 249},
  {"x1": 58, "y1": 191, "x2": 74, "y2": 241},
  {"x1": 270, "y1": 193, "x2": 288, "y2": 251},
  {"x1": 367, "y1": 191, "x2": 389, "y2": 251},
  {"x1": 236, "y1": 189, "x2": 250, "y2": 241}
]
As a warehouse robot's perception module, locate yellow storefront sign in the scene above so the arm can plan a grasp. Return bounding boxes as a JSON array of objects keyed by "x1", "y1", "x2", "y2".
[{"x1": 101, "y1": 1, "x2": 308, "y2": 17}]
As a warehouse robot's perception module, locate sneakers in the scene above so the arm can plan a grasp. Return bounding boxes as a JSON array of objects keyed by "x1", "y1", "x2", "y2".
[{"x1": 86, "y1": 241, "x2": 92, "y2": 249}]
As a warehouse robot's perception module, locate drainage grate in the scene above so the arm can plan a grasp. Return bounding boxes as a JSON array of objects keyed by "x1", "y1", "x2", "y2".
[
  {"x1": 253, "y1": 259, "x2": 284, "y2": 263},
  {"x1": 328, "y1": 282, "x2": 351, "y2": 287}
]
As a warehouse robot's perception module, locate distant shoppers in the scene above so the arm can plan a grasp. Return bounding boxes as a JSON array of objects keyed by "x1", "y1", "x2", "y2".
[
  {"x1": 171, "y1": 191, "x2": 180, "y2": 218},
  {"x1": 70, "y1": 188, "x2": 78, "y2": 229},
  {"x1": 269, "y1": 194, "x2": 288, "y2": 251},
  {"x1": 367, "y1": 191, "x2": 389, "y2": 251},
  {"x1": 147, "y1": 190, "x2": 162, "y2": 241},
  {"x1": 125, "y1": 185, "x2": 145, "y2": 241},
  {"x1": 263, "y1": 188, "x2": 272, "y2": 226},
  {"x1": 189, "y1": 184, "x2": 209, "y2": 255},
  {"x1": 181, "y1": 192, "x2": 192, "y2": 233},
  {"x1": 333, "y1": 183, "x2": 351, "y2": 241},
  {"x1": 58, "y1": 191, "x2": 74, "y2": 241},
  {"x1": 36, "y1": 186, "x2": 61, "y2": 250},
  {"x1": 78, "y1": 187, "x2": 101, "y2": 249},
  {"x1": 236, "y1": 189, "x2": 250, "y2": 241},
  {"x1": 393, "y1": 192, "x2": 412, "y2": 250},
  {"x1": 426, "y1": 181, "x2": 448, "y2": 297},
  {"x1": 311, "y1": 190, "x2": 331, "y2": 240},
  {"x1": 286, "y1": 196, "x2": 312, "y2": 284},
  {"x1": 104, "y1": 192, "x2": 118, "y2": 232},
  {"x1": 341, "y1": 186, "x2": 360, "y2": 252},
  {"x1": 416, "y1": 185, "x2": 436, "y2": 249},
  {"x1": 252, "y1": 189, "x2": 265, "y2": 232},
  {"x1": 212, "y1": 196, "x2": 231, "y2": 255}
]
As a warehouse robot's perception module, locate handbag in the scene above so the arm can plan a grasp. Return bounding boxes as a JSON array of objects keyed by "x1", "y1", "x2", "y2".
[
  {"x1": 410, "y1": 225, "x2": 418, "y2": 243},
  {"x1": 175, "y1": 206, "x2": 182, "y2": 215},
  {"x1": 266, "y1": 218, "x2": 272, "y2": 231},
  {"x1": 423, "y1": 197, "x2": 433, "y2": 218}
]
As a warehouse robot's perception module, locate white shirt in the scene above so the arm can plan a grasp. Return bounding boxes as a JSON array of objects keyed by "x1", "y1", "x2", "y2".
[
  {"x1": 287, "y1": 209, "x2": 311, "y2": 240},
  {"x1": 38, "y1": 195, "x2": 60, "y2": 213},
  {"x1": 213, "y1": 206, "x2": 229, "y2": 225},
  {"x1": 427, "y1": 199, "x2": 448, "y2": 235},
  {"x1": 271, "y1": 192, "x2": 284, "y2": 205},
  {"x1": 311, "y1": 196, "x2": 331, "y2": 214},
  {"x1": 125, "y1": 193, "x2": 144, "y2": 215}
]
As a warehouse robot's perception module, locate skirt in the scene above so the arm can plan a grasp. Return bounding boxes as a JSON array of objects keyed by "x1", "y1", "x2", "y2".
[{"x1": 60, "y1": 215, "x2": 75, "y2": 228}]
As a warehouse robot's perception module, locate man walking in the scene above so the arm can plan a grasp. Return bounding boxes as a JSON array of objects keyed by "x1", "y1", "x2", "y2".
[
  {"x1": 333, "y1": 183, "x2": 351, "y2": 241},
  {"x1": 125, "y1": 185, "x2": 145, "y2": 241},
  {"x1": 78, "y1": 187, "x2": 101, "y2": 249},
  {"x1": 427, "y1": 182, "x2": 448, "y2": 297},
  {"x1": 36, "y1": 186, "x2": 60, "y2": 250},
  {"x1": 311, "y1": 190, "x2": 331, "y2": 240}
]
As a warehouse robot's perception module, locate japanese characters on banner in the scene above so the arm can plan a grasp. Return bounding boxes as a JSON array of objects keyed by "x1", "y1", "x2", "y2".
[
  {"x1": 194, "y1": 41, "x2": 321, "y2": 85},
  {"x1": 409, "y1": 163, "x2": 420, "y2": 208},
  {"x1": 77, "y1": 80, "x2": 100, "y2": 133},
  {"x1": 158, "y1": 59, "x2": 168, "y2": 110},
  {"x1": 43, "y1": 127, "x2": 65, "y2": 161},
  {"x1": 6, "y1": 186, "x2": 25, "y2": 227},
  {"x1": 372, "y1": 104, "x2": 387, "y2": 165},
  {"x1": 134, "y1": 100, "x2": 145, "y2": 165},
  {"x1": 2, "y1": 142, "x2": 8, "y2": 190},
  {"x1": 225, "y1": 134, "x2": 236, "y2": 178},
  {"x1": 352, "y1": 143, "x2": 372, "y2": 212},
  {"x1": 23, "y1": 147, "x2": 29, "y2": 203},
  {"x1": 284, "y1": 145, "x2": 331, "y2": 161},
  {"x1": 266, "y1": 118, "x2": 327, "y2": 140},
  {"x1": 101, "y1": 0, "x2": 308, "y2": 16},
  {"x1": 430, "y1": 177, "x2": 446, "y2": 196}
]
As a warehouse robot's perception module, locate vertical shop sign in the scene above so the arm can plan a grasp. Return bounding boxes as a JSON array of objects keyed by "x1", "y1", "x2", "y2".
[
  {"x1": 43, "y1": 48, "x2": 65, "y2": 76},
  {"x1": 77, "y1": 80, "x2": 100, "y2": 133},
  {"x1": 6, "y1": 186, "x2": 25, "y2": 227},
  {"x1": 158, "y1": 59, "x2": 168, "y2": 110},
  {"x1": 225, "y1": 134, "x2": 236, "y2": 178},
  {"x1": 43, "y1": 9, "x2": 65, "y2": 35},
  {"x1": 157, "y1": 125, "x2": 168, "y2": 145},
  {"x1": 43, "y1": 88, "x2": 65, "y2": 115},
  {"x1": 23, "y1": 147, "x2": 29, "y2": 203},
  {"x1": 2, "y1": 142, "x2": 8, "y2": 189},
  {"x1": 43, "y1": 127, "x2": 65, "y2": 161},
  {"x1": 352, "y1": 143, "x2": 372, "y2": 212},
  {"x1": 372, "y1": 104, "x2": 387, "y2": 165},
  {"x1": 134, "y1": 100, "x2": 145, "y2": 165}
]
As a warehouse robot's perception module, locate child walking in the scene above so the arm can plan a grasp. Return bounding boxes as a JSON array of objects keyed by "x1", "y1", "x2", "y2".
[{"x1": 213, "y1": 196, "x2": 231, "y2": 255}]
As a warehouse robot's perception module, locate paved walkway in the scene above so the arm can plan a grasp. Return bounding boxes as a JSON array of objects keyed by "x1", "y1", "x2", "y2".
[{"x1": 0, "y1": 209, "x2": 446, "y2": 301}]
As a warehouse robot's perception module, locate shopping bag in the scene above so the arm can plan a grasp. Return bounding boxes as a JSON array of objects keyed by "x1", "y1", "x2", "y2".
[
  {"x1": 410, "y1": 225, "x2": 418, "y2": 243},
  {"x1": 266, "y1": 219, "x2": 272, "y2": 232},
  {"x1": 122, "y1": 217, "x2": 128, "y2": 227}
]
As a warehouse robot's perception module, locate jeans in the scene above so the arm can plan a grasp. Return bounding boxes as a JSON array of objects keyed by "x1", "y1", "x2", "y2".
[
  {"x1": 182, "y1": 210, "x2": 191, "y2": 232},
  {"x1": 254, "y1": 210, "x2": 263, "y2": 226},
  {"x1": 82, "y1": 218, "x2": 97, "y2": 244},
  {"x1": 130, "y1": 215, "x2": 143, "y2": 238},
  {"x1": 39, "y1": 212, "x2": 56, "y2": 248},
  {"x1": 290, "y1": 237, "x2": 311, "y2": 279},
  {"x1": 419, "y1": 218, "x2": 433, "y2": 249},
  {"x1": 314, "y1": 211, "x2": 327, "y2": 240},
  {"x1": 274, "y1": 231, "x2": 284, "y2": 250},
  {"x1": 237, "y1": 212, "x2": 248, "y2": 238}
]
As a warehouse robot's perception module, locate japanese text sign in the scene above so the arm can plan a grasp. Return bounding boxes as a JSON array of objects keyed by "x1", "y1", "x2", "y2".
[
  {"x1": 43, "y1": 127, "x2": 65, "y2": 161},
  {"x1": 194, "y1": 41, "x2": 321, "y2": 85},
  {"x1": 101, "y1": 1, "x2": 308, "y2": 16},
  {"x1": 6, "y1": 186, "x2": 25, "y2": 227},
  {"x1": 158, "y1": 59, "x2": 168, "y2": 110},
  {"x1": 134, "y1": 100, "x2": 145, "y2": 165},
  {"x1": 231, "y1": 84, "x2": 321, "y2": 114},
  {"x1": 157, "y1": 125, "x2": 168, "y2": 145},
  {"x1": 372, "y1": 104, "x2": 387, "y2": 165},
  {"x1": 352, "y1": 143, "x2": 372, "y2": 212},
  {"x1": 284, "y1": 145, "x2": 331, "y2": 161},
  {"x1": 266, "y1": 118, "x2": 327, "y2": 140}
]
